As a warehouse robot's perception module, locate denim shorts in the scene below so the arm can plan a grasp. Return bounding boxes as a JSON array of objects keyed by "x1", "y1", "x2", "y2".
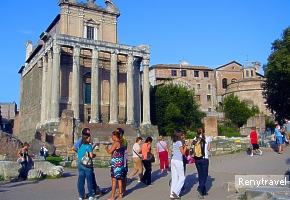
[{"x1": 276, "y1": 136, "x2": 283, "y2": 146}]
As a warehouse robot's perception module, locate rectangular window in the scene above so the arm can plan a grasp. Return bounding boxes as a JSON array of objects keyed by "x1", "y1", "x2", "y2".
[
  {"x1": 87, "y1": 26, "x2": 94, "y2": 39},
  {"x1": 204, "y1": 71, "x2": 209, "y2": 77},
  {"x1": 171, "y1": 70, "x2": 177, "y2": 76},
  {"x1": 208, "y1": 108, "x2": 212, "y2": 112},
  {"x1": 197, "y1": 84, "x2": 200, "y2": 89},
  {"x1": 194, "y1": 71, "x2": 199, "y2": 77},
  {"x1": 181, "y1": 70, "x2": 187, "y2": 77},
  {"x1": 208, "y1": 84, "x2": 211, "y2": 90},
  {"x1": 196, "y1": 95, "x2": 201, "y2": 101},
  {"x1": 85, "y1": 84, "x2": 91, "y2": 103},
  {"x1": 207, "y1": 95, "x2": 211, "y2": 102}
]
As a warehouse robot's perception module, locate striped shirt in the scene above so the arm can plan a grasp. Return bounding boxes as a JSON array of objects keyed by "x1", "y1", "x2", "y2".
[{"x1": 172, "y1": 141, "x2": 183, "y2": 161}]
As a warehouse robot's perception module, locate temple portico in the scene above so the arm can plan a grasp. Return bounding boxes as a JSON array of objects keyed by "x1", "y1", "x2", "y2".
[
  {"x1": 16, "y1": 0, "x2": 151, "y2": 143},
  {"x1": 22, "y1": 34, "x2": 150, "y2": 127}
]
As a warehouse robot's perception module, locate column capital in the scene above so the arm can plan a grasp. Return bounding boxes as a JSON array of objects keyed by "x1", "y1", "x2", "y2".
[
  {"x1": 53, "y1": 44, "x2": 61, "y2": 54},
  {"x1": 48, "y1": 50, "x2": 53, "y2": 59},
  {"x1": 111, "y1": 50, "x2": 119, "y2": 55},
  {"x1": 92, "y1": 48, "x2": 99, "y2": 59},
  {"x1": 142, "y1": 57, "x2": 150, "y2": 66},
  {"x1": 37, "y1": 59, "x2": 43, "y2": 68},
  {"x1": 73, "y1": 45, "x2": 81, "y2": 55}
]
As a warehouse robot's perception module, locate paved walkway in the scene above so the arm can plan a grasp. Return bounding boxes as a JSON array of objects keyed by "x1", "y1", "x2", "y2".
[{"x1": 1, "y1": 146, "x2": 289, "y2": 200}]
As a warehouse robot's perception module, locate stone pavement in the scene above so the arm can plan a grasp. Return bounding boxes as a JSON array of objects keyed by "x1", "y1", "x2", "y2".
[{"x1": 1, "y1": 146, "x2": 289, "y2": 200}]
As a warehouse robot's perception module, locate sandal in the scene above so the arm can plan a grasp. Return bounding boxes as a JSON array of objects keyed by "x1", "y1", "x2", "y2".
[{"x1": 118, "y1": 193, "x2": 123, "y2": 199}]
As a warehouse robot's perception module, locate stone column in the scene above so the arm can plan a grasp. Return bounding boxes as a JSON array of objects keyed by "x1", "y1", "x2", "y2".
[
  {"x1": 109, "y1": 51, "x2": 118, "y2": 124},
  {"x1": 72, "y1": 46, "x2": 80, "y2": 121},
  {"x1": 46, "y1": 50, "x2": 53, "y2": 121},
  {"x1": 126, "y1": 53, "x2": 135, "y2": 124},
  {"x1": 50, "y1": 44, "x2": 61, "y2": 123},
  {"x1": 142, "y1": 56, "x2": 151, "y2": 125},
  {"x1": 90, "y1": 48, "x2": 100, "y2": 123},
  {"x1": 40, "y1": 56, "x2": 48, "y2": 123}
]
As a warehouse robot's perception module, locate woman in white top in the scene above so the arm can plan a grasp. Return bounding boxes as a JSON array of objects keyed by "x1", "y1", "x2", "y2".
[
  {"x1": 156, "y1": 136, "x2": 169, "y2": 173},
  {"x1": 128, "y1": 137, "x2": 143, "y2": 182},
  {"x1": 170, "y1": 129, "x2": 190, "y2": 199}
]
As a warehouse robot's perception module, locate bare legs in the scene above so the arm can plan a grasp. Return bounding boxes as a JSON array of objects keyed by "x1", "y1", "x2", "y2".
[{"x1": 108, "y1": 177, "x2": 123, "y2": 199}]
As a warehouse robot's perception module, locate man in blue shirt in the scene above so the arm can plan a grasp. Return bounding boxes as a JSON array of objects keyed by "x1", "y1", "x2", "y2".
[{"x1": 72, "y1": 128, "x2": 103, "y2": 196}]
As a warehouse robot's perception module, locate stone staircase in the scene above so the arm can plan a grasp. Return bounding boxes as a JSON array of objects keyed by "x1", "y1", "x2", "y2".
[{"x1": 80, "y1": 123, "x2": 139, "y2": 142}]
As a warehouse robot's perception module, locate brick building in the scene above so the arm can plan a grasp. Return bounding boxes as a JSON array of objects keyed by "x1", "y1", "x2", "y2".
[
  {"x1": 15, "y1": 0, "x2": 151, "y2": 143},
  {"x1": 0, "y1": 102, "x2": 17, "y2": 132},
  {"x1": 149, "y1": 61, "x2": 216, "y2": 112},
  {"x1": 149, "y1": 60, "x2": 268, "y2": 116}
]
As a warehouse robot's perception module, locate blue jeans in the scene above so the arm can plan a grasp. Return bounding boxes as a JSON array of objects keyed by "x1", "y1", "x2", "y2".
[
  {"x1": 195, "y1": 158, "x2": 209, "y2": 195},
  {"x1": 18, "y1": 160, "x2": 27, "y2": 179},
  {"x1": 78, "y1": 164, "x2": 94, "y2": 198}
]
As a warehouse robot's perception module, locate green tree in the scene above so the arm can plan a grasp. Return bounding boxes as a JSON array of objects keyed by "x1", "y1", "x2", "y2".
[
  {"x1": 151, "y1": 83, "x2": 205, "y2": 136},
  {"x1": 263, "y1": 27, "x2": 290, "y2": 121},
  {"x1": 223, "y1": 93, "x2": 259, "y2": 129}
]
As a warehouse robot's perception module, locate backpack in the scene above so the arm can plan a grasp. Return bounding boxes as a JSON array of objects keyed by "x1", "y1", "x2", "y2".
[
  {"x1": 193, "y1": 137, "x2": 205, "y2": 158},
  {"x1": 40, "y1": 147, "x2": 44, "y2": 156}
]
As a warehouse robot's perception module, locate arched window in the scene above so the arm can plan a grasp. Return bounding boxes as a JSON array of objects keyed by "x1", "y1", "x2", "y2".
[
  {"x1": 246, "y1": 70, "x2": 249, "y2": 77},
  {"x1": 222, "y1": 78, "x2": 227, "y2": 89},
  {"x1": 251, "y1": 70, "x2": 254, "y2": 77}
]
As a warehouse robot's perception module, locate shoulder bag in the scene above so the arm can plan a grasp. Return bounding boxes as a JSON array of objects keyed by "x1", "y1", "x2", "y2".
[{"x1": 80, "y1": 145, "x2": 93, "y2": 168}]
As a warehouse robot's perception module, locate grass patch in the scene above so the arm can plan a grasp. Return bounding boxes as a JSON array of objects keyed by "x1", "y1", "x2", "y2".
[
  {"x1": 0, "y1": 176, "x2": 4, "y2": 181},
  {"x1": 218, "y1": 123, "x2": 242, "y2": 137},
  {"x1": 46, "y1": 156, "x2": 63, "y2": 165}
]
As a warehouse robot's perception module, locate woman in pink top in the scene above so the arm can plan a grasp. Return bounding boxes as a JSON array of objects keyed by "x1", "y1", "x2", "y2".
[
  {"x1": 141, "y1": 137, "x2": 154, "y2": 185},
  {"x1": 156, "y1": 136, "x2": 169, "y2": 173}
]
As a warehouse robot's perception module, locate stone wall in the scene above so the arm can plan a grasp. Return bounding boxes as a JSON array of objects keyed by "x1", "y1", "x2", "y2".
[
  {"x1": 240, "y1": 114, "x2": 266, "y2": 136},
  {"x1": 18, "y1": 64, "x2": 42, "y2": 143},
  {"x1": 210, "y1": 137, "x2": 250, "y2": 156}
]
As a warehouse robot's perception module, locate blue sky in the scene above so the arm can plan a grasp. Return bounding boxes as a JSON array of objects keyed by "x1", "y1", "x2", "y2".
[{"x1": 0, "y1": 0, "x2": 289, "y2": 107}]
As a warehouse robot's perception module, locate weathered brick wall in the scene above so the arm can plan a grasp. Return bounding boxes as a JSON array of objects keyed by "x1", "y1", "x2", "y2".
[
  {"x1": 19, "y1": 64, "x2": 42, "y2": 143},
  {"x1": 204, "y1": 117, "x2": 218, "y2": 136}
]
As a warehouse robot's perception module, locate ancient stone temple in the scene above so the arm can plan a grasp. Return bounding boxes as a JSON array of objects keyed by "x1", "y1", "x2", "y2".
[{"x1": 16, "y1": 0, "x2": 151, "y2": 143}]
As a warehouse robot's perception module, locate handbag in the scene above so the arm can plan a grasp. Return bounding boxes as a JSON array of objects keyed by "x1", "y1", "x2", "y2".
[
  {"x1": 80, "y1": 145, "x2": 93, "y2": 168},
  {"x1": 17, "y1": 157, "x2": 24, "y2": 164},
  {"x1": 147, "y1": 153, "x2": 155, "y2": 163}
]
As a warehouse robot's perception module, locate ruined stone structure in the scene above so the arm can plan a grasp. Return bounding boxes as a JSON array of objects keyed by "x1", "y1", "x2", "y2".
[
  {"x1": 0, "y1": 102, "x2": 17, "y2": 132},
  {"x1": 149, "y1": 61, "x2": 216, "y2": 112},
  {"x1": 15, "y1": 0, "x2": 151, "y2": 144}
]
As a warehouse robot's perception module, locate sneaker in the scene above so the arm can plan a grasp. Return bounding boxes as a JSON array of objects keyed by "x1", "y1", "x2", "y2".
[
  {"x1": 198, "y1": 192, "x2": 204, "y2": 199},
  {"x1": 79, "y1": 198, "x2": 83, "y2": 200},
  {"x1": 259, "y1": 151, "x2": 263, "y2": 156},
  {"x1": 250, "y1": 154, "x2": 253, "y2": 157},
  {"x1": 137, "y1": 180, "x2": 141, "y2": 183},
  {"x1": 88, "y1": 197, "x2": 96, "y2": 200}
]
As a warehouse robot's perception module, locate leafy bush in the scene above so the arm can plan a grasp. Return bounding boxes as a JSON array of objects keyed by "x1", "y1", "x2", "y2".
[
  {"x1": 46, "y1": 156, "x2": 63, "y2": 165},
  {"x1": 185, "y1": 132, "x2": 197, "y2": 139},
  {"x1": 218, "y1": 123, "x2": 241, "y2": 137}
]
